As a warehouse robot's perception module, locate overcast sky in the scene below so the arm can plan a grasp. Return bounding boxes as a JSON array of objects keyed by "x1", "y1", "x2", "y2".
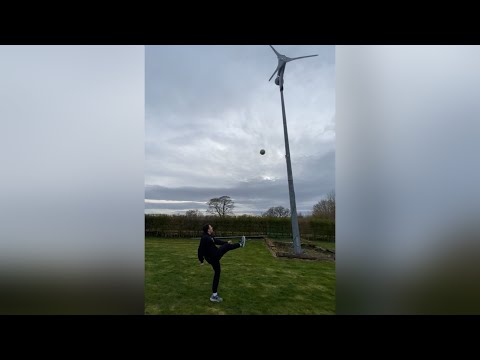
[{"x1": 145, "y1": 45, "x2": 335, "y2": 215}]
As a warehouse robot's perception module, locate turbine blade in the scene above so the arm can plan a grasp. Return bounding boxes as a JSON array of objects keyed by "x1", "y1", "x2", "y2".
[
  {"x1": 269, "y1": 65, "x2": 279, "y2": 81},
  {"x1": 269, "y1": 45, "x2": 281, "y2": 57},
  {"x1": 287, "y1": 54, "x2": 319, "y2": 62}
]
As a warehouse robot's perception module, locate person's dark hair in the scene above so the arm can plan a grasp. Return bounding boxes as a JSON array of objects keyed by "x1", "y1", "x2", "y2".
[{"x1": 202, "y1": 224, "x2": 211, "y2": 233}]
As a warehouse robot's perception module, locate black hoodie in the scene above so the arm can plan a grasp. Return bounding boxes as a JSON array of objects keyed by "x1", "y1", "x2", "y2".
[{"x1": 197, "y1": 233, "x2": 227, "y2": 263}]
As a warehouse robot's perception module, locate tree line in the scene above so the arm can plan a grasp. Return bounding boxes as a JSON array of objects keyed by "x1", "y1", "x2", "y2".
[
  {"x1": 189, "y1": 191, "x2": 335, "y2": 221},
  {"x1": 145, "y1": 213, "x2": 335, "y2": 241}
]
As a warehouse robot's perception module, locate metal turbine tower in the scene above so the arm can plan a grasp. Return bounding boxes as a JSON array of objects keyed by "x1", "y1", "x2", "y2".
[{"x1": 268, "y1": 45, "x2": 318, "y2": 254}]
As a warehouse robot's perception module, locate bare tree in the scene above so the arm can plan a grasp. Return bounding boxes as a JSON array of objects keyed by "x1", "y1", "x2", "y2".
[
  {"x1": 262, "y1": 206, "x2": 290, "y2": 218},
  {"x1": 312, "y1": 191, "x2": 335, "y2": 221},
  {"x1": 207, "y1": 196, "x2": 235, "y2": 217},
  {"x1": 185, "y1": 209, "x2": 203, "y2": 218}
]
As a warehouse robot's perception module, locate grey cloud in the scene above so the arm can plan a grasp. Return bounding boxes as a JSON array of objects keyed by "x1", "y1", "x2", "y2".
[
  {"x1": 145, "y1": 150, "x2": 335, "y2": 214},
  {"x1": 146, "y1": 45, "x2": 335, "y2": 214}
]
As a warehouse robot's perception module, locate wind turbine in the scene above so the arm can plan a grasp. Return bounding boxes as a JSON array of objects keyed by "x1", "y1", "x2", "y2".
[
  {"x1": 268, "y1": 45, "x2": 318, "y2": 254},
  {"x1": 268, "y1": 45, "x2": 318, "y2": 90}
]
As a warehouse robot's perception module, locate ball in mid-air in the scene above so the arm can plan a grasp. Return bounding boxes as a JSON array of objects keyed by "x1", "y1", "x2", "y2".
[{"x1": 260, "y1": 149, "x2": 265, "y2": 155}]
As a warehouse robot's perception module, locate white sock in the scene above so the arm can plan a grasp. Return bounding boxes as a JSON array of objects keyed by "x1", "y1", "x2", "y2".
[{"x1": 213, "y1": 292, "x2": 218, "y2": 297}]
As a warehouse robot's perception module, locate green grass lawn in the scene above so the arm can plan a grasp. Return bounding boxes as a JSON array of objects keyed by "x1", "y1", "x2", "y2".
[
  {"x1": 145, "y1": 237, "x2": 335, "y2": 315},
  {"x1": 315, "y1": 241, "x2": 336, "y2": 251},
  {"x1": 272, "y1": 238, "x2": 336, "y2": 251}
]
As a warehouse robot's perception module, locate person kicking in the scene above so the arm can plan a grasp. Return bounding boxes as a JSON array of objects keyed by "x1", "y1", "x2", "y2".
[{"x1": 197, "y1": 224, "x2": 246, "y2": 302}]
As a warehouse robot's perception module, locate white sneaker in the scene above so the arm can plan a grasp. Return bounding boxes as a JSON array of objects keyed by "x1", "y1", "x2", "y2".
[
  {"x1": 240, "y1": 235, "x2": 247, "y2": 247},
  {"x1": 210, "y1": 294, "x2": 223, "y2": 302}
]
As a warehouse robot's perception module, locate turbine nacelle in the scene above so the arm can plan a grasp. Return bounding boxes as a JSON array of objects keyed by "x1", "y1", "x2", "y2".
[{"x1": 268, "y1": 45, "x2": 318, "y2": 89}]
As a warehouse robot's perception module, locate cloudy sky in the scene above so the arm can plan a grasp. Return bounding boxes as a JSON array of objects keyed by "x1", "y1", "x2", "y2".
[{"x1": 145, "y1": 45, "x2": 335, "y2": 215}]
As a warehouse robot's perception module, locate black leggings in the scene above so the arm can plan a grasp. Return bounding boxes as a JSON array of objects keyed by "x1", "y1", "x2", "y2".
[{"x1": 207, "y1": 243, "x2": 240, "y2": 293}]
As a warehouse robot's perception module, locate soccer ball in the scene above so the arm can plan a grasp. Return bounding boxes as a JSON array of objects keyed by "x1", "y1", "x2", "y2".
[{"x1": 260, "y1": 149, "x2": 265, "y2": 155}]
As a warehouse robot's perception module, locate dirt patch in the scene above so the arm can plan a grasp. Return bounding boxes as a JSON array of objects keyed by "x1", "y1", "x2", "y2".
[{"x1": 265, "y1": 238, "x2": 335, "y2": 261}]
